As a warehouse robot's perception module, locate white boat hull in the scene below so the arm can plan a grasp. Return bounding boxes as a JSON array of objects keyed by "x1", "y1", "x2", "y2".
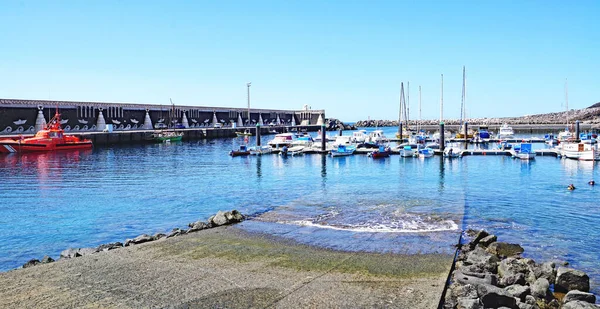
[{"x1": 561, "y1": 143, "x2": 600, "y2": 161}]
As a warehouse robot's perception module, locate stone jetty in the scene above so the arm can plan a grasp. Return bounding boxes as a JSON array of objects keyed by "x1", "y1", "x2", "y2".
[{"x1": 443, "y1": 230, "x2": 598, "y2": 309}]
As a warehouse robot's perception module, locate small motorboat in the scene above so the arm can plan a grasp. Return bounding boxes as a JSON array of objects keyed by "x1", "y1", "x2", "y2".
[
  {"x1": 151, "y1": 131, "x2": 183, "y2": 143},
  {"x1": 0, "y1": 111, "x2": 93, "y2": 153},
  {"x1": 368, "y1": 145, "x2": 391, "y2": 158},
  {"x1": 330, "y1": 144, "x2": 356, "y2": 157},
  {"x1": 249, "y1": 145, "x2": 273, "y2": 155},
  {"x1": 443, "y1": 147, "x2": 461, "y2": 158},
  {"x1": 497, "y1": 140, "x2": 512, "y2": 150},
  {"x1": 235, "y1": 130, "x2": 252, "y2": 137},
  {"x1": 230, "y1": 145, "x2": 251, "y2": 157},
  {"x1": 399, "y1": 145, "x2": 415, "y2": 157},
  {"x1": 417, "y1": 146, "x2": 435, "y2": 158},
  {"x1": 513, "y1": 143, "x2": 536, "y2": 160}
]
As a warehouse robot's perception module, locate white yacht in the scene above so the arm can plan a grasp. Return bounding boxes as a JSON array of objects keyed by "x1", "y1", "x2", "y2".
[
  {"x1": 497, "y1": 123, "x2": 514, "y2": 139},
  {"x1": 268, "y1": 133, "x2": 296, "y2": 148},
  {"x1": 350, "y1": 130, "x2": 368, "y2": 143},
  {"x1": 367, "y1": 130, "x2": 388, "y2": 144}
]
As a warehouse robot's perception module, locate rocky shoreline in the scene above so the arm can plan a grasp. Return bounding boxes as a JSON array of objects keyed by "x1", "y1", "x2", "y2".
[
  {"x1": 443, "y1": 230, "x2": 598, "y2": 309},
  {"x1": 21, "y1": 209, "x2": 245, "y2": 269}
]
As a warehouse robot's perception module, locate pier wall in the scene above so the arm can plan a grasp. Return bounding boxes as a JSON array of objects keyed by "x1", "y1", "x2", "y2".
[{"x1": 0, "y1": 99, "x2": 325, "y2": 135}]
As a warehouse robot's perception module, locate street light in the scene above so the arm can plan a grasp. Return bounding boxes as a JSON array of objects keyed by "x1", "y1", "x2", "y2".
[{"x1": 247, "y1": 82, "x2": 251, "y2": 127}]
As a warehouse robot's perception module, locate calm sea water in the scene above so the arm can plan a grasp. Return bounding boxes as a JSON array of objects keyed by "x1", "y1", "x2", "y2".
[{"x1": 0, "y1": 127, "x2": 599, "y2": 294}]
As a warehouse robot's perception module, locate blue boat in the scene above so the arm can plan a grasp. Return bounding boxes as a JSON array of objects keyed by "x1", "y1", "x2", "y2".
[
  {"x1": 477, "y1": 126, "x2": 491, "y2": 139},
  {"x1": 330, "y1": 144, "x2": 356, "y2": 157}
]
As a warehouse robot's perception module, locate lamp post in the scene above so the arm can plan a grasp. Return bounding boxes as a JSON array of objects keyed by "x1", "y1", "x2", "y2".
[{"x1": 247, "y1": 82, "x2": 251, "y2": 127}]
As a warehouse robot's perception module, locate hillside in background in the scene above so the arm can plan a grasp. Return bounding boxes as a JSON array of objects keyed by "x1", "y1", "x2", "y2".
[{"x1": 354, "y1": 103, "x2": 600, "y2": 127}]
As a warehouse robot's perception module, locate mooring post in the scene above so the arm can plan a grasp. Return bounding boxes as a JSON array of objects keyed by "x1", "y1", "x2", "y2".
[
  {"x1": 256, "y1": 123, "x2": 261, "y2": 146},
  {"x1": 338, "y1": 128, "x2": 342, "y2": 136},
  {"x1": 321, "y1": 124, "x2": 326, "y2": 151},
  {"x1": 440, "y1": 122, "x2": 445, "y2": 152},
  {"x1": 575, "y1": 120, "x2": 580, "y2": 141},
  {"x1": 464, "y1": 122, "x2": 468, "y2": 142}
]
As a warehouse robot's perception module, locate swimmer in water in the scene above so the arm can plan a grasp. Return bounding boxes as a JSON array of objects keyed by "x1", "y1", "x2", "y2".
[
  {"x1": 589, "y1": 180, "x2": 595, "y2": 185},
  {"x1": 568, "y1": 184, "x2": 576, "y2": 190}
]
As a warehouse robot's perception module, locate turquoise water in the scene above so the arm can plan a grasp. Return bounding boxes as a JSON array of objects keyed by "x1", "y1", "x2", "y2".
[{"x1": 0, "y1": 127, "x2": 599, "y2": 295}]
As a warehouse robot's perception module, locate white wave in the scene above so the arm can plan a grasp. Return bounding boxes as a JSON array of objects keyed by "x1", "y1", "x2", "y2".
[{"x1": 281, "y1": 219, "x2": 459, "y2": 233}]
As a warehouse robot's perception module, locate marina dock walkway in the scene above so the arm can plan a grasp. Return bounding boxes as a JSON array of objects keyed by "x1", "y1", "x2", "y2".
[{"x1": 0, "y1": 224, "x2": 453, "y2": 309}]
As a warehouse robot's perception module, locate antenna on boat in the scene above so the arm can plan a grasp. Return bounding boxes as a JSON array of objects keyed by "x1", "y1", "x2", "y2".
[
  {"x1": 419, "y1": 85, "x2": 422, "y2": 132},
  {"x1": 398, "y1": 82, "x2": 405, "y2": 136},
  {"x1": 461, "y1": 66, "x2": 466, "y2": 125}
]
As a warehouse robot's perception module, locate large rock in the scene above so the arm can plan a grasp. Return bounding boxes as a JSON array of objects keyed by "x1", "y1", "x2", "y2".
[
  {"x1": 96, "y1": 242, "x2": 123, "y2": 252},
  {"x1": 22, "y1": 259, "x2": 40, "y2": 268},
  {"x1": 60, "y1": 247, "x2": 95, "y2": 259},
  {"x1": 451, "y1": 283, "x2": 479, "y2": 299},
  {"x1": 465, "y1": 247, "x2": 500, "y2": 273},
  {"x1": 41, "y1": 255, "x2": 54, "y2": 264},
  {"x1": 555, "y1": 267, "x2": 590, "y2": 293},
  {"x1": 486, "y1": 242, "x2": 524, "y2": 258},
  {"x1": 457, "y1": 297, "x2": 483, "y2": 309},
  {"x1": 562, "y1": 301, "x2": 600, "y2": 309},
  {"x1": 533, "y1": 261, "x2": 556, "y2": 284},
  {"x1": 499, "y1": 272, "x2": 526, "y2": 287},
  {"x1": 454, "y1": 270, "x2": 497, "y2": 286},
  {"x1": 188, "y1": 221, "x2": 210, "y2": 232},
  {"x1": 531, "y1": 278, "x2": 550, "y2": 300},
  {"x1": 468, "y1": 230, "x2": 490, "y2": 249},
  {"x1": 476, "y1": 284, "x2": 517, "y2": 308},
  {"x1": 504, "y1": 284, "x2": 530, "y2": 302},
  {"x1": 563, "y1": 290, "x2": 596, "y2": 304},
  {"x1": 124, "y1": 234, "x2": 154, "y2": 246},
  {"x1": 209, "y1": 210, "x2": 245, "y2": 227},
  {"x1": 478, "y1": 235, "x2": 497, "y2": 247}
]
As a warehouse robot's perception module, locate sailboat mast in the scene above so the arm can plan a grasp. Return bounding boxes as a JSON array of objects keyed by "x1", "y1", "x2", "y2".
[
  {"x1": 461, "y1": 66, "x2": 466, "y2": 125},
  {"x1": 407, "y1": 81, "x2": 410, "y2": 129},
  {"x1": 398, "y1": 82, "x2": 405, "y2": 135},
  {"x1": 440, "y1": 74, "x2": 444, "y2": 123},
  {"x1": 565, "y1": 78, "x2": 569, "y2": 128},
  {"x1": 419, "y1": 85, "x2": 422, "y2": 131}
]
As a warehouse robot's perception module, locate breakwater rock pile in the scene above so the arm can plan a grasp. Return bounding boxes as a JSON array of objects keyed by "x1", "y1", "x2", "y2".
[
  {"x1": 354, "y1": 106, "x2": 600, "y2": 127},
  {"x1": 443, "y1": 230, "x2": 598, "y2": 309},
  {"x1": 20, "y1": 210, "x2": 245, "y2": 269},
  {"x1": 325, "y1": 118, "x2": 355, "y2": 131}
]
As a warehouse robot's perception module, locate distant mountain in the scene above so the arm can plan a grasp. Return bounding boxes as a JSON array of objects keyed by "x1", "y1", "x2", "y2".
[{"x1": 589, "y1": 102, "x2": 600, "y2": 108}]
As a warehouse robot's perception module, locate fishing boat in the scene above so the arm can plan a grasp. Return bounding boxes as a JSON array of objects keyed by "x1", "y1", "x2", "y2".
[
  {"x1": 0, "y1": 111, "x2": 93, "y2": 153},
  {"x1": 350, "y1": 130, "x2": 368, "y2": 143},
  {"x1": 367, "y1": 145, "x2": 391, "y2": 158},
  {"x1": 497, "y1": 123, "x2": 515, "y2": 139},
  {"x1": 561, "y1": 142, "x2": 600, "y2": 161},
  {"x1": 249, "y1": 145, "x2": 273, "y2": 155},
  {"x1": 513, "y1": 143, "x2": 536, "y2": 160},
  {"x1": 443, "y1": 147, "x2": 461, "y2": 158},
  {"x1": 230, "y1": 145, "x2": 251, "y2": 157},
  {"x1": 330, "y1": 144, "x2": 356, "y2": 157},
  {"x1": 476, "y1": 126, "x2": 491, "y2": 139},
  {"x1": 367, "y1": 130, "x2": 388, "y2": 144},
  {"x1": 151, "y1": 130, "x2": 183, "y2": 143}
]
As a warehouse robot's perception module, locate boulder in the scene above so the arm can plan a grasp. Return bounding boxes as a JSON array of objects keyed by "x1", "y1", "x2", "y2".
[
  {"x1": 188, "y1": 221, "x2": 210, "y2": 232},
  {"x1": 166, "y1": 228, "x2": 184, "y2": 238},
  {"x1": 41, "y1": 255, "x2": 54, "y2": 264},
  {"x1": 562, "y1": 301, "x2": 600, "y2": 309},
  {"x1": 478, "y1": 235, "x2": 497, "y2": 247},
  {"x1": 454, "y1": 270, "x2": 497, "y2": 286},
  {"x1": 124, "y1": 234, "x2": 154, "y2": 246},
  {"x1": 153, "y1": 233, "x2": 166, "y2": 240},
  {"x1": 209, "y1": 211, "x2": 229, "y2": 226},
  {"x1": 504, "y1": 284, "x2": 530, "y2": 302},
  {"x1": 499, "y1": 272, "x2": 526, "y2": 287},
  {"x1": 486, "y1": 242, "x2": 524, "y2": 258},
  {"x1": 60, "y1": 248, "x2": 82, "y2": 259},
  {"x1": 517, "y1": 302, "x2": 538, "y2": 309},
  {"x1": 563, "y1": 290, "x2": 596, "y2": 304},
  {"x1": 451, "y1": 283, "x2": 479, "y2": 299},
  {"x1": 531, "y1": 278, "x2": 550, "y2": 300},
  {"x1": 465, "y1": 247, "x2": 500, "y2": 273},
  {"x1": 22, "y1": 259, "x2": 40, "y2": 268},
  {"x1": 468, "y1": 230, "x2": 490, "y2": 249},
  {"x1": 476, "y1": 284, "x2": 517, "y2": 308},
  {"x1": 224, "y1": 210, "x2": 244, "y2": 223},
  {"x1": 533, "y1": 262, "x2": 556, "y2": 283},
  {"x1": 96, "y1": 242, "x2": 123, "y2": 252},
  {"x1": 457, "y1": 297, "x2": 483, "y2": 309},
  {"x1": 555, "y1": 267, "x2": 590, "y2": 293}
]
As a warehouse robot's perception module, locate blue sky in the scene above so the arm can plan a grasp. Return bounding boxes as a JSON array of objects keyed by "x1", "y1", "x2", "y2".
[{"x1": 1, "y1": 1, "x2": 598, "y2": 122}]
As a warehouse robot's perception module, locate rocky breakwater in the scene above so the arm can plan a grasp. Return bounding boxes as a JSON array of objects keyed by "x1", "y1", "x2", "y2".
[
  {"x1": 20, "y1": 210, "x2": 245, "y2": 269},
  {"x1": 325, "y1": 118, "x2": 355, "y2": 131},
  {"x1": 443, "y1": 230, "x2": 598, "y2": 309}
]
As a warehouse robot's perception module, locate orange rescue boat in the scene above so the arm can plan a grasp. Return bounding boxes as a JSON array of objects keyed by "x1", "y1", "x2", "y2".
[{"x1": 0, "y1": 111, "x2": 93, "y2": 154}]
